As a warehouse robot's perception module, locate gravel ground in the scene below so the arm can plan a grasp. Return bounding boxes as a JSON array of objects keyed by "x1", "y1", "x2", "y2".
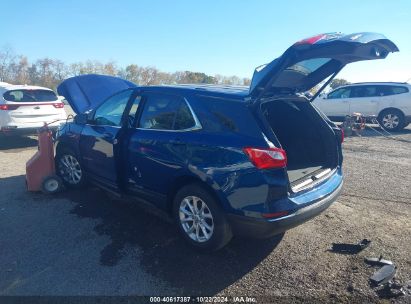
[{"x1": 0, "y1": 121, "x2": 410, "y2": 303}]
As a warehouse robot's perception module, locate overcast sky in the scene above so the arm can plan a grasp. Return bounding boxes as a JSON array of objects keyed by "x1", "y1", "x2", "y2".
[{"x1": 1, "y1": 0, "x2": 410, "y2": 82}]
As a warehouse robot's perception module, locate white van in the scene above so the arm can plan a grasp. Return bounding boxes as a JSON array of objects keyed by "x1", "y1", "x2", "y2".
[
  {"x1": 313, "y1": 82, "x2": 411, "y2": 131},
  {"x1": 0, "y1": 82, "x2": 67, "y2": 135}
]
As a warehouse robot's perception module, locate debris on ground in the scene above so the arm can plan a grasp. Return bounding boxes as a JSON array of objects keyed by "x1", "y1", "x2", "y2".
[
  {"x1": 364, "y1": 255, "x2": 394, "y2": 266},
  {"x1": 330, "y1": 238, "x2": 371, "y2": 254},
  {"x1": 370, "y1": 264, "x2": 397, "y2": 286}
]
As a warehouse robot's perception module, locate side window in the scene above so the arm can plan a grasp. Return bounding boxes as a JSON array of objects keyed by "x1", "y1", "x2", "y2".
[
  {"x1": 328, "y1": 87, "x2": 351, "y2": 99},
  {"x1": 351, "y1": 86, "x2": 378, "y2": 98},
  {"x1": 391, "y1": 86, "x2": 409, "y2": 95},
  {"x1": 196, "y1": 96, "x2": 262, "y2": 138},
  {"x1": 377, "y1": 86, "x2": 394, "y2": 96},
  {"x1": 174, "y1": 100, "x2": 196, "y2": 130},
  {"x1": 93, "y1": 89, "x2": 133, "y2": 126},
  {"x1": 138, "y1": 94, "x2": 196, "y2": 130}
]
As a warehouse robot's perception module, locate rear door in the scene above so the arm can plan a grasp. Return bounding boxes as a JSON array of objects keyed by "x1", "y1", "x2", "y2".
[
  {"x1": 3, "y1": 89, "x2": 64, "y2": 124},
  {"x1": 79, "y1": 89, "x2": 136, "y2": 189},
  {"x1": 249, "y1": 32, "x2": 398, "y2": 99},
  {"x1": 348, "y1": 85, "x2": 380, "y2": 116},
  {"x1": 126, "y1": 92, "x2": 200, "y2": 208}
]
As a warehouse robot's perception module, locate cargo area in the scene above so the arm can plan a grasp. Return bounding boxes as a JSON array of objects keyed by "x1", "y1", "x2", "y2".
[{"x1": 261, "y1": 99, "x2": 338, "y2": 186}]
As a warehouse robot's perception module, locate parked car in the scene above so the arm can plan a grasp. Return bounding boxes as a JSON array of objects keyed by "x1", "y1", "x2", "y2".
[
  {"x1": 56, "y1": 32, "x2": 397, "y2": 251},
  {"x1": 0, "y1": 83, "x2": 67, "y2": 135},
  {"x1": 313, "y1": 82, "x2": 411, "y2": 131}
]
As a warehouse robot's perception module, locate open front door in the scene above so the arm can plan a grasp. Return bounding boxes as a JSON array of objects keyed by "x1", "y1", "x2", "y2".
[{"x1": 79, "y1": 89, "x2": 135, "y2": 190}]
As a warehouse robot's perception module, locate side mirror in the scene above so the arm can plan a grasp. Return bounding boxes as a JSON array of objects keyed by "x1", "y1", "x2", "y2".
[{"x1": 74, "y1": 113, "x2": 89, "y2": 125}]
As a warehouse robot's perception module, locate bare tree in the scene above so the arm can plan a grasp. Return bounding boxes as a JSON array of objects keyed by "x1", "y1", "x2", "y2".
[
  {"x1": 0, "y1": 45, "x2": 253, "y2": 89},
  {"x1": 0, "y1": 46, "x2": 16, "y2": 82},
  {"x1": 140, "y1": 67, "x2": 159, "y2": 85}
]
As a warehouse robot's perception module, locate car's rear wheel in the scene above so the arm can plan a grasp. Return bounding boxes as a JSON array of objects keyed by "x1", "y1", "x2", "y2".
[
  {"x1": 378, "y1": 109, "x2": 405, "y2": 132},
  {"x1": 173, "y1": 183, "x2": 232, "y2": 251},
  {"x1": 56, "y1": 149, "x2": 86, "y2": 188}
]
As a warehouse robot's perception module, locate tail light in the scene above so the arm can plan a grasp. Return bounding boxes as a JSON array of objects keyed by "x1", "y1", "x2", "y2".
[
  {"x1": 0, "y1": 104, "x2": 20, "y2": 110},
  {"x1": 243, "y1": 147, "x2": 287, "y2": 169},
  {"x1": 335, "y1": 127, "x2": 344, "y2": 143},
  {"x1": 52, "y1": 103, "x2": 64, "y2": 108}
]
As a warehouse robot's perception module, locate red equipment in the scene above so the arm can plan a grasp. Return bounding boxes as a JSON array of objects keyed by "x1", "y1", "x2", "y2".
[{"x1": 26, "y1": 124, "x2": 62, "y2": 193}]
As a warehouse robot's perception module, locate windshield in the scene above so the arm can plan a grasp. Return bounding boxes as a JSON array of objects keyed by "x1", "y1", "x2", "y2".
[{"x1": 3, "y1": 89, "x2": 58, "y2": 102}]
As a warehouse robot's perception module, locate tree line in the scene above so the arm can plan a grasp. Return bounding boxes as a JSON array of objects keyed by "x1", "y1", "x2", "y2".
[
  {"x1": 0, "y1": 46, "x2": 251, "y2": 90},
  {"x1": 0, "y1": 46, "x2": 350, "y2": 92}
]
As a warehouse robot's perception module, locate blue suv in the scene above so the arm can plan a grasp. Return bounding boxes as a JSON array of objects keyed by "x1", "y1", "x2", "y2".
[{"x1": 56, "y1": 33, "x2": 398, "y2": 250}]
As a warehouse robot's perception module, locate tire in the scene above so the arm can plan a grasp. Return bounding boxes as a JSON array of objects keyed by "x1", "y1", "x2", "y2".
[
  {"x1": 172, "y1": 183, "x2": 232, "y2": 251},
  {"x1": 41, "y1": 175, "x2": 63, "y2": 194},
  {"x1": 378, "y1": 109, "x2": 405, "y2": 132},
  {"x1": 55, "y1": 148, "x2": 86, "y2": 188}
]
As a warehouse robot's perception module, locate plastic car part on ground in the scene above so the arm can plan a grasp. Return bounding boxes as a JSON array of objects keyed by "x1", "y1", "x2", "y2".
[
  {"x1": 365, "y1": 255, "x2": 394, "y2": 266},
  {"x1": 365, "y1": 255, "x2": 409, "y2": 298},
  {"x1": 330, "y1": 239, "x2": 371, "y2": 254},
  {"x1": 370, "y1": 264, "x2": 397, "y2": 286}
]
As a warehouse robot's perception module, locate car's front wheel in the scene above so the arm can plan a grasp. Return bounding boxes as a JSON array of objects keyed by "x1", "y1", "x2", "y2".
[
  {"x1": 173, "y1": 183, "x2": 232, "y2": 251},
  {"x1": 378, "y1": 109, "x2": 405, "y2": 132},
  {"x1": 56, "y1": 149, "x2": 86, "y2": 188}
]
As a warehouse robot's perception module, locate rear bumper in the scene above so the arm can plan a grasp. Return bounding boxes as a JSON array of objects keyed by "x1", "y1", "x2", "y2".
[{"x1": 228, "y1": 180, "x2": 343, "y2": 238}]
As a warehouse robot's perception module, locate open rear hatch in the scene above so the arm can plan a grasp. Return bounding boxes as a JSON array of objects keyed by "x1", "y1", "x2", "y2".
[{"x1": 249, "y1": 32, "x2": 398, "y2": 191}]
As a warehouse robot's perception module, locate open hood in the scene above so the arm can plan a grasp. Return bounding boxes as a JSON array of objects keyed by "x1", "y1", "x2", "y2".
[
  {"x1": 249, "y1": 32, "x2": 399, "y2": 99},
  {"x1": 57, "y1": 74, "x2": 136, "y2": 114}
]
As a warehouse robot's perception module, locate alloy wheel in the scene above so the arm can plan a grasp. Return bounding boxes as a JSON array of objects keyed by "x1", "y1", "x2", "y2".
[
  {"x1": 382, "y1": 113, "x2": 400, "y2": 130},
  {"x1": 58, "y1": 154, "x2": 82, "y2": 184},
  {"x1": 179, "y1": 196, "x2": 214, "y2": 243}
]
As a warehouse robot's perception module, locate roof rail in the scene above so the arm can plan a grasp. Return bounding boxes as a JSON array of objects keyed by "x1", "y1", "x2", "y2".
[{"x1": 351, "y1": 81, "x2": 408, "y2": 85}]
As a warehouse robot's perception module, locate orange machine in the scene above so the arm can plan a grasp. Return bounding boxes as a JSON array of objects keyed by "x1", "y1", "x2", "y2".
[{"x1": 26, "y1": 125, "x2": 62, "y2": 193}]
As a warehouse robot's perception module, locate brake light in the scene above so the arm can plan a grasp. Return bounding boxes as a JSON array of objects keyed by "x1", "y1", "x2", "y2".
[
  {"x1": 294, "y1": 34, "x2": 326, "y2": 45},
  {"x1": 52, "y1": 103, "x2": 64, "y2": 108},
  {"x1": 0, "y1": 104, "x2": 19, "y2": 110},
  {"x1": 243, "y1": 147, "x2": 287, "y2": 169}
]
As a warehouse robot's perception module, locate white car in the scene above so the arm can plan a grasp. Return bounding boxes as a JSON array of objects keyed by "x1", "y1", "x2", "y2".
[
  {"x1": 313, "y1": 82, "x2": 411, "y2": 131},
  {"x1": 0, "y1": 82, "x2": 67, "y2": 135}
]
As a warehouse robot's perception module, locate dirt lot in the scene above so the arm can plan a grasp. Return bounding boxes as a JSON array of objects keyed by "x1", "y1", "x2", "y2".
[{"x1": 0, "y1": 121, "x2": 410, "y2": 303}]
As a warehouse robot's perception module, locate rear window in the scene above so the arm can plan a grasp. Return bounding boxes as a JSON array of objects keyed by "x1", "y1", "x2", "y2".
[
  {"x1": 196, "y1": 96, "x2": 262, "y2": 138},
  {"x1": 271, "y1": 58, "x2": 334, "y2": 90},
  {"x1": 377, "y1": 85, "x2": 409, "y2": 96},
  {"x1": 391, "y1": 86, "x2": 409, "y2": 95},
  {"x1": 3, "y1": 89, "x2": 58, "y2": 102},
  {"x1": 286, "y1": 58, "x2": 331, "y2": 75}
]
